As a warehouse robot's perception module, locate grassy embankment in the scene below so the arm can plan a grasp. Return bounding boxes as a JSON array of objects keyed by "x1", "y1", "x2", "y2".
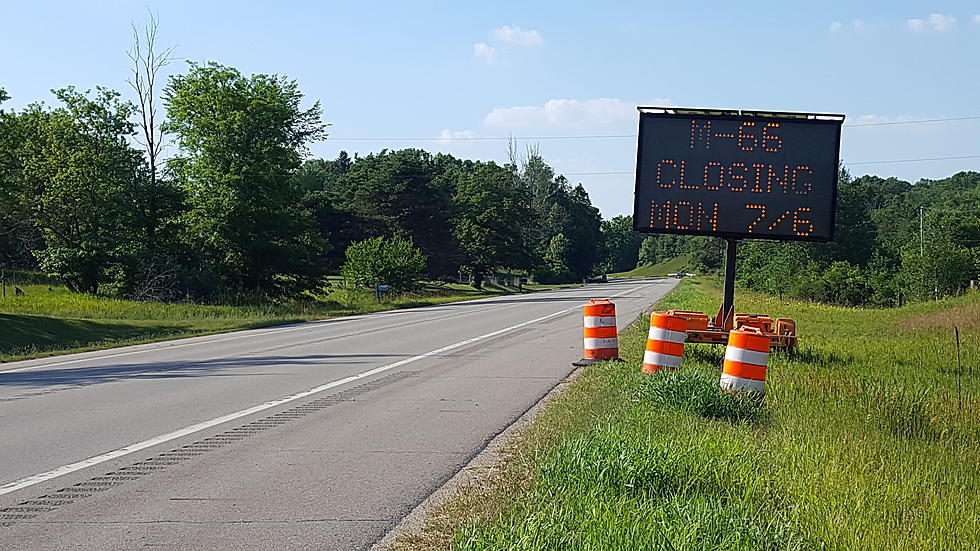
[
  {"x1": 610, "y1": 254, "x2": 691, "y2": 278},
  {"x1": 398, "y1": 278, "x2": 980, "y2": 550},
  {"x1": 0, "y1": 278, "x2": 568, "y2": 363}
]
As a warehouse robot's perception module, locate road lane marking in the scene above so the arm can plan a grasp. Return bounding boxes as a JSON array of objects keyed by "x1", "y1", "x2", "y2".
[
  {"x1": 0, "y1": 284, "x2": 648, "y2": 497},
  {"x1": 1, "y1": 320, "x2": 359, "y2": 374},
  {"x1": 0, "y1": 304, "x2": 508, "y2": 374},
  {"x1": 0, "y1": 282, "x2": 625, "y2": 374}
]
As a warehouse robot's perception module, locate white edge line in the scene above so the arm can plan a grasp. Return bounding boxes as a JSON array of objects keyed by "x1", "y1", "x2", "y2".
[
  {"x1": 1, "y1": 283, "x2": 600, "y2": 374},
  {"x1": 2, "y1": 319, "x2": 352, "y2": 373},
  {"x1": 0, "y1": 284, "x2": 646, "y2": 497}
]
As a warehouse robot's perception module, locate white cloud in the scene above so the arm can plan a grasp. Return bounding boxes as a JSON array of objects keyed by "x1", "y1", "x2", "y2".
[
  {"x1": 439, "y1": 129, "x2": 477, "y2": 141},
  {"x1": 473, "y1": 42, "x2": 496, "y2": 63},
  {"x1": 831, "y1": 19, "x2": 880, "y2": 32},
  {"x1": 907, "y1": 13, "x2": 956, "y2": 32},
  {"x1": 972, "y1": 15, "x2": 980, "y2": 24},
  {"x1": 492, "y1": 25, "x2": 543, "y2": 47},
  {"x1": 483, "y1": 97, "x2": 672, "y2": 129},
  {"x1": 928, "y1": 13, "x2": 956, "y2": 31}
]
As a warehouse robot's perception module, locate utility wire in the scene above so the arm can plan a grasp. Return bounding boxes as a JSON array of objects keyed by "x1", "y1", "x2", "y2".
[
  {"x1": 561, "y1": 154, "x2": 980, "y2": 176},
  {"x1": 564, "y1": 171, "x2": 634, "y2": 176},
  {"x1": 845, "y1": 115, "x2": 980, "y2": 127},
  {"x1": 328, "y1": 134, "x2": 634, "y2": 142},
  {"x1": 326, "y1": 115, "x2": 980, "y2": 142},
  {"x1": 287, "y1": 152, "x2": 979, "y2": 179},
  {"x1": 848, "y1": 154, "x2": 980, "y2": 165},
  {"x1": 320, "y1": 115, "x2": 980, "y2": 175}
]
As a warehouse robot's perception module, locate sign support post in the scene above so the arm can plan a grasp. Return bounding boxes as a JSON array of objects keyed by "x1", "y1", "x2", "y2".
[
  {"x1": 631, "y1": 106, "x2": 844, "y2": 348},
  {"x1": 720, "y1": 239, "x2": 737, "y2": 330}
]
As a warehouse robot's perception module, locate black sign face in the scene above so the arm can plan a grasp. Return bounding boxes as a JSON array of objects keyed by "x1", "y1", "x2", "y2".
[{"x1": 632, "y1": 110, "x2": 844, "y2": 242}]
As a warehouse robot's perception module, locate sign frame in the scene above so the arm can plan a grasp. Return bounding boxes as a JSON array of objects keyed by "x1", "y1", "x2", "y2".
[{"x1": 631, "y1": 107, "x2": 845, "y2": 242}]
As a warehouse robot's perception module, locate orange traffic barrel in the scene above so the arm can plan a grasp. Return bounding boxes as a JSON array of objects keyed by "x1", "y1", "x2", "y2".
[
  {"x1": 642, "y1": 311, "x2": 687, "y2": 374},
  {"x1": 572, "y1": 299, "x2": 622, "y2": 366},
  {"x1": 720, "y1": 327, "x2": 771, "y2": 394}
]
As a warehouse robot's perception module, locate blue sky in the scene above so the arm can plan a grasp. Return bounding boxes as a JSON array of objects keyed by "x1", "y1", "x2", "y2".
[{"x1": 2, "y1": 1, "x2": 979, "y2": 217}]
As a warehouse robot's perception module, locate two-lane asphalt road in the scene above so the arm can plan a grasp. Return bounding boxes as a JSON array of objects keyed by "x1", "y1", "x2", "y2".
[{"x1": 0, "y1": 279, "x2": 675, "y2": 549}]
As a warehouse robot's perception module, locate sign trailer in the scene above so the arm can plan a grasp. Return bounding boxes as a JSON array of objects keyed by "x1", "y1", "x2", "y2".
[{"x1": 632, "y1": 107, "x2": 844, "y2": 344}]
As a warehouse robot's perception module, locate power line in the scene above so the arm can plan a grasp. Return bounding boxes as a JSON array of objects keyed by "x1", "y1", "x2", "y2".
[
  {"x1": 565, "y1": 171, "x2": 634, "y2": 176},
  {"x1": 562, "y1": 154, "x2": 980, "y2": 176},
  {"x1": 845, "y1": 115, "x2": 980, "y2": 127},
  {"x1": 326, "y1": 115, "x2": 980, "y2": 142},
  {"x1": 327, "y1": 134, "x2": 634, "y2": 142},
  {"x1": 848, "y1": 154, "x2": 980, "y2": 165}
]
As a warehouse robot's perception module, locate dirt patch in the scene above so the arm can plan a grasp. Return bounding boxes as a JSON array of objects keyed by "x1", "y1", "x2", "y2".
[{"x1": 899, "y1": 302, "x2": 980, "y2": 332}]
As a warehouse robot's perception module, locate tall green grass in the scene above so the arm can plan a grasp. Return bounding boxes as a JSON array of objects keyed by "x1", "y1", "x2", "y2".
[
  {"x1": 0, "y1": 285, "x2": 325, "y2": 321},
  {"x1": 400, "y1": 278, "x2": 980, "y2": 551}
]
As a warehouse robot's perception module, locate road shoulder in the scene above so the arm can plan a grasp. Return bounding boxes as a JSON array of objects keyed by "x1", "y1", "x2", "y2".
[{"x1": 369, "y1": 364, "x2": 587, "y2": 551}]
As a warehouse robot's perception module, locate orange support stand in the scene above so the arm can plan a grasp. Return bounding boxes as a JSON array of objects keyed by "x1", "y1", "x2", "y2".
[{"x1": 670, "y1": 239, "x2": 796, "y2": 349}]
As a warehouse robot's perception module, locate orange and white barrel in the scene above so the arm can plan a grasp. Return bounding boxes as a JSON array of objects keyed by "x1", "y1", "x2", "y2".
[
  {"x1": 573, "y1": 299, "x2": 620, "y2": 365},
  {"x1": 641, "y1": 311, "x2": 687, "y2": 374},
  {"x1": 720, "y1": 327, "x2": 771, "y2": 394}
]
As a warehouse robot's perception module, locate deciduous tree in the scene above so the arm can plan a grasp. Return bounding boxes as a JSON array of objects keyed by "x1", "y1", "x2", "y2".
[
  {"x1": 330, "y1": 149, "x2": 457, "y2": 277},
  {"x1": 452, "y1": 161, "x2": 533, "y2": 288},
  {"x1": 119, "y1": 12, "x2": 188, "y2": 300},
  {"x1": 21, "y1": 88, "x2": 143, "y2": 293},
  {"x1": 0, "y1": 90, "x2": 41, "y2": 269},
  {"x1": 599, "y1": 215, "x2": 642, "y2": 274},
  {"x1": 164, "y1": 62, "x2": 328, "y2": 297}
]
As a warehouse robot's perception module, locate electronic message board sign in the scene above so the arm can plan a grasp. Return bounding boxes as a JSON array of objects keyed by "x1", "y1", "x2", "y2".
[{"x1": 632, "y1": 108, "x2": 844, "y2": 242}]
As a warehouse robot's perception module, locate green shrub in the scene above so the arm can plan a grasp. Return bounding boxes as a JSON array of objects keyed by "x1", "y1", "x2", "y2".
[{"x1": 340, "y1": 235, "x2": 427, "y2": 291}]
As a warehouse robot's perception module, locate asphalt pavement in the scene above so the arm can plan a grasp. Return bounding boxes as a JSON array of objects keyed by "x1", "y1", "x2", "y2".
[{"x1": 0, "y1": 278, "x2": 676, "y2": 550}]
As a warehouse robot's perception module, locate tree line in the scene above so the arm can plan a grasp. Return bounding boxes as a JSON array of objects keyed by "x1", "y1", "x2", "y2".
[
  {"x1": 299, "y1": 143, "x2": 604, "y2": 289},
  {"x1": 3, "y1": 63, "x2": 975, "y2": 306},
  {"x1": 600, "y1": 166, "x2": 980, "y2": 306},
  {"x1": 738, "y1": 167, "x2": 980, "y2": 306},
  {"x1": 597, "y1": 215, "x2": 727, "y2": 275},
  {"x1": 0, "y1": 63, "x2": 609, "y2": 300},
  {"x1": 1, "y1": 19, "x2": 976, "y2": 307}
]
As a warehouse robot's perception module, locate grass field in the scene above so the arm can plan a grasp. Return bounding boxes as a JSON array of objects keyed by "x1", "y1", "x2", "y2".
[
  {"x1": 610, "y1": 254, "x2": 692, "y2": 278},
  {"x1": 0, "y1": 279, "x2": 568, "y2": 363},
  {"x1": 398, "y1": 278, "x2": 980, "y2": 550}
]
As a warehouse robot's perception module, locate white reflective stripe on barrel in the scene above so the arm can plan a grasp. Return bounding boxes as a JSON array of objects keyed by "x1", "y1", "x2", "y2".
[
  {"x1": 584, "y1": 316, "x2": 617, "y2": 328},
  {"x1": 724, "y1": 346, "x2": 769, "y2": 366},
  {"x1": 648, "y1": 326, "x2": 686, "y2": 344},
  {"x1": 584, "y1": 337, "x2": 619, "y2": 350},
  {"x1": 719, "y1": 373, "x2": 766, "y2": 393},
  {"x1": 643, "y1": 351, "x2": 682, "y2": 368}
]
